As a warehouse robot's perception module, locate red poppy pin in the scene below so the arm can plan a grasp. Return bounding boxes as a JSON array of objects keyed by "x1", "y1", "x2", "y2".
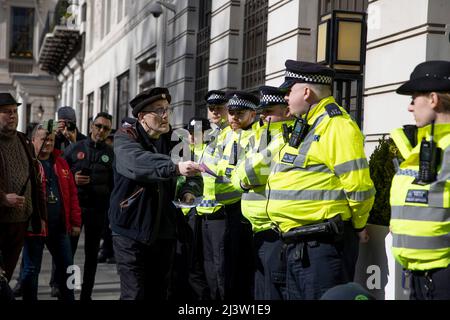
[{"x1": 77, "y1": 152, "x2": 85, "y2": 160}]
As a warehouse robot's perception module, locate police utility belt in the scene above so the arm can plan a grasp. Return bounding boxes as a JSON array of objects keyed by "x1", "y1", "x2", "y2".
[{"x1": 280, "y1": 215, "x2": 344, "y2": 244}]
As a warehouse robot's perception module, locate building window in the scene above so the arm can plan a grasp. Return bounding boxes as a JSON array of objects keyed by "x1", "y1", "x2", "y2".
[
  {"x1": 87, "y1": 92, "x2": 94, "y2": 126},
  {"x1": 194, "y1": 0, "x2": 211, "y2": 117},
  {"x1": 116, "y1": 71, "x2": 129, "y2": 128},
  {"x1": 10, "y1": 7, "x2": 35, "y2": 59},
  {"x1": 241, "y1": 0, "x2": 268, "y2": 92},
  {"x1": 137, "y1": 55, "x2": 156, "y2": 92},
  {"x1": 100, "y1": 83, "x2": 109, "y2": 113}
]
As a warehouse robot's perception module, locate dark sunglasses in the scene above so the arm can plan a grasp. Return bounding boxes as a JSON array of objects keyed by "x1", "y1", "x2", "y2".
[{"x1": 94, "y1": 123, "x2": 111, "y2": 131}]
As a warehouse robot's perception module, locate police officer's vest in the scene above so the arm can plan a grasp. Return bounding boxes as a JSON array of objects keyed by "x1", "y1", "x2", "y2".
[
  {"x1": 265, "y1": 96, "x2": 375, "y2": 233},
  {"x1": 237, "y1": 120, "x2": 294, "y2": 233},
  {"x1": 390, "y1": 124, "x2": 450, "y2": 271},
  {"x1": 196, "y1": 123, "x2": 231, "y2": 215},
  {"x1": 214, "y1": 122, "x2": 259, "y2": 206}
]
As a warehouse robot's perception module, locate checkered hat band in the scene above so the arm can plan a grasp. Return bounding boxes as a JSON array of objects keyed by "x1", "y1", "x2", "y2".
[
  {"x1": 228, "y1": 97, "x2": 257, "y2": 109},
  {"x1": 285, "y1": 71, "x2": 333, "y2": 84},
  {"x1": 261, "y1": 94, "x2": 286, "y2": 105},
  {"x1": 207, "y1": 94, "x2": 226, "y2": 104}
]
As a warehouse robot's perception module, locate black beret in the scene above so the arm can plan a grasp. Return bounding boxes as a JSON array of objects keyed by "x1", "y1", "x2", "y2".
[
  {"x1": 225, "y1": 91, "x2": 259, "y2": 111},
  {"x1": 279, "y1": 60, "x2": 335, "y2": 89},
  {"x1": 185, "y1": 116, "x2": 211, "y2": 132},
  {"x1": 396, "y1": 60, "x2": 450, "y2": 95},
  {"x1": 0, "y1": 93, "x2": 21, "y2": 107},
  {"x1": 130, "y1": 87, "x2": 171, "y2": 117},
  {"x1": 258, "y1": 86, "x2": 288, "y2": 108},
  {"x1": 205, "y1": 90, "x2": 228, "y2": 106}
]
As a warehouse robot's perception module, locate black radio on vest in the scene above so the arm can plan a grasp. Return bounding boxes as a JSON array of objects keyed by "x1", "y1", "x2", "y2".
[
  {"x1": 289, "y1": 117, "x2": 309, "y2": 148},
  {"x1": 414, "y1": 121, "x2": 440, "y2": 185}
]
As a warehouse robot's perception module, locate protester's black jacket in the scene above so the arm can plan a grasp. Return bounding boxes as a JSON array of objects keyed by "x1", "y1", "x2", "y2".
[
  {"x1": 108, "y1": 120, "x2": 202, "y2": 245},
  {"x1": 63, "y1": 137, "x2": 114, "y2": 209}
]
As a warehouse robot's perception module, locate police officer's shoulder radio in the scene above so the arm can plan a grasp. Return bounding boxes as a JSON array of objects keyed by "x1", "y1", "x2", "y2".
[
  {"x1": 413, "y1": 121, "x2": 441, "y2": 185},
  {"x1": 288, "y1": 117, "x2": 309, "y2": 148}
]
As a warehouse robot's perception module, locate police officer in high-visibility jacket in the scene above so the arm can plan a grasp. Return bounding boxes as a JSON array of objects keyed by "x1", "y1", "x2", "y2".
[
  {"x1": 196, "y1": 90, "x2": 231, "y2": 300},
  {"x1": 215, "y1": 91, "x2": 259, "y2": 300},
  {"x1": 265, "y1": 60, "x2": 375, "y2": 300},
  {"x1": 390, "y1": 60, "x2": 450, "y2": 300},
  {"x1": 172, "y1": 117, "x2": 211, "y2": 300},
  {"x1": 233, "y1": 85, "x2": 294, "y2": 300}
]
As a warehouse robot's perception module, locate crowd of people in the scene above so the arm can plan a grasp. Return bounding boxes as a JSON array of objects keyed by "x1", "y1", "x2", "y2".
[{"x1": 1, "y1": 58, "x2": 450, "y2": 301}]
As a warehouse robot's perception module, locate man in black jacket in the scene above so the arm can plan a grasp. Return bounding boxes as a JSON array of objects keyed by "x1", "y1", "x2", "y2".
[
  {"x1": 109, "y1": 87, "x2": 203, "y2": 300},
  {"x1": 63, "y1": 112, "x2": 114, "y2": 300}
]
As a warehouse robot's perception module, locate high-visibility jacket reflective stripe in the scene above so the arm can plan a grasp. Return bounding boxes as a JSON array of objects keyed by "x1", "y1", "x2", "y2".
[
  {"x1": 197, "y1": 124, "x2": 231, "y2": 215},
  {"x1": 236, "y1": 120, "x2": 294, "y2": 232},
  {"x1": 390, "y1": 124, "x2": 450, "y2": 270},
  {"x1": 266, "y1": 96, "x2": 375, "y2": 233}
]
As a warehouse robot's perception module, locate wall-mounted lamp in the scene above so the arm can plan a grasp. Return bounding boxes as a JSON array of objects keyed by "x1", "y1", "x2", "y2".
[
  {"x1": 316, "y1": 10, "x2": 367, "y2": 74},
  {"x1": 149, "y1": 1, "x2": 176, "y2": 18}
]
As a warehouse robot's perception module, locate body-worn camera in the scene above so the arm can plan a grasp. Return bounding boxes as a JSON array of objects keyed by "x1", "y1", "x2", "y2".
[{"x1": 289, "y1": 118, "x2": 310, "y2": 148}]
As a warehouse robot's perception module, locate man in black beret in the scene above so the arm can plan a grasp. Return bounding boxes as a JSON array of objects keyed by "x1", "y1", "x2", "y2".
[
  {"x1": 108, "y1": 87, "x2": 203, "y2": 300},
  {"x1": 0, "y1": 93, "x2": 45, "y2": 282},
  {"x1": 259, "y1": 60, "x2": 375, "y2": 299},
  {"x1": 389, "y1": 60, "x2": 450, "y2": 300}
]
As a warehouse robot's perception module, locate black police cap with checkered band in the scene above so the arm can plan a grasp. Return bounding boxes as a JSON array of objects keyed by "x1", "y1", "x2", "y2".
[
  {"x1": 225, "y1": 91, "x2": 259, "y2": 111},
  {"x1": 279, "y1": 60, "x2": 335, "y2": 90},
  {"x1": 205, "y1": 90, "x2": 228, "y2": 106},
  {"x1": 258, "y1": 85, "x2": 288, "y2": 108}
]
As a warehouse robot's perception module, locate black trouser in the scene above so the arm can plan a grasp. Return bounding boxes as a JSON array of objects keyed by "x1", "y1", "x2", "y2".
[
  {"x1": 223, "y1": 201, "x2": 254, "y2": 301},
  {"x1": 80, "y1": 207, "x2": 106, "y2": 299},
  {"x1": 49, "y1": 207, "x2": 106, "y2": 299},
  {"x1": 0, "y1": 222, "x2": 27, "y2": 281},
  {"x1": 99, "y1": 212, "x2": 114, "y2": 258},
  {"x1": 253, "y1": 229, "x2": 286, "y2": 300},
  {"x1": 113, "y1": 235, "x2": 176, "y2": 300},
  {"x1": 202, "y1": 209, "x2": 227, "y2": 300},
  {"x1": 170, "y1": 209, "x2": 210, "y2": 301},
  {"x1": 410, "y1": 266, "x2": 450, "y2": 300},
  {"x1": 284, "y1": 221, "x2": 358, "y2": 300}
]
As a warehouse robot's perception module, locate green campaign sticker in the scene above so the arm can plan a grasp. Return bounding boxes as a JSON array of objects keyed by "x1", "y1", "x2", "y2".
[{"x1": 101, "y1": 155, "x2": 110, "y2": 163}]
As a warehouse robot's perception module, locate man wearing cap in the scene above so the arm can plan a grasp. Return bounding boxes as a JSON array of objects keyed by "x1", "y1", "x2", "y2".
[
  {"x1": 195, "y1": 90, "x2": 232, "y2": 300},
  {"x1": 232, "y1": 85, "x2": 294, "y2": 300},
  {"x1": 263, "y1": 60, "x2": 375, "y2": 299},
  {"x1": 0, "y1": 93, "x2": 45, "y2": 281},
  {"x1": 55, "y1": 106, "x2": 87, "y2": 152},
  {"x1": 211, "y1": 90, "x2": 259, "y2": 300},
  {"x1": 389, "y1": 60, "x2": 450, "y2": 300},
  {"x1": 62, "y1": 111, "x2": 114, "y2": 300},
  {"x1": 108, "y1": 87, "x2": 203, "y2": 300}
]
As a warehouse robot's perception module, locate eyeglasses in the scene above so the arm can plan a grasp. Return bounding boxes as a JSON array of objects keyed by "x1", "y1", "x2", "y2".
[
  {"x1": 145, "y1": 107, "x2": 173, "y2": 118},
  {"x1": 94, "y1": 123, "x2": 111, "y2": 131},
  {"x1": 0, "y1": 108, "x2": 18, "y2": 116}
]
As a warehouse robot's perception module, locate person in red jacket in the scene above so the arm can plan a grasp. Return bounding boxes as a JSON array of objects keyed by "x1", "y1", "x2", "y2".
[{"x1": 20, "y1": 124, "x2": 81, "y2": 301}]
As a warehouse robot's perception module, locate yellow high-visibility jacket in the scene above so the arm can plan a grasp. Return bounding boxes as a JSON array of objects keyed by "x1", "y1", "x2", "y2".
[
  {"x1": 196, "y1": 122, "x2": 231, "y2": 215},
  {"x1": 390, "y1": 124, "x2": 450, "y2": 271},
  {"x1": 214, "y1": 122, "x2": 260, "y2": 206},
  {"x1": 265, "y1": 96, "x2": 375, "y2": 233},
  {"x1": 233, "y1": 120, "x2": 294, "y2": 233}
]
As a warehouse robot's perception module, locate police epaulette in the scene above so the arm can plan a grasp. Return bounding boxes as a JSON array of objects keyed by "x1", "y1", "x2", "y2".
[{"x1": 325, "y1": 103, "x2": 342, "y2": 117}]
